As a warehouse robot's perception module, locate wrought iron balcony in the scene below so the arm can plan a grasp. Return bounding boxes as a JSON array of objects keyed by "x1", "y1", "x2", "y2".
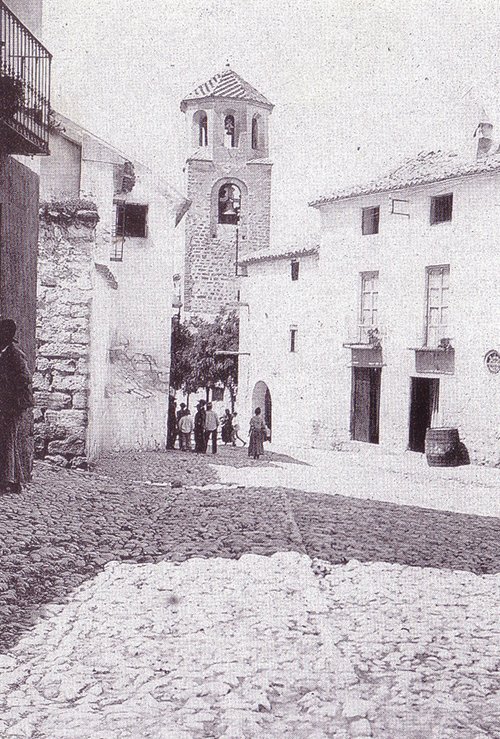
[{"x1": 0, "y1": 1, "x2": 51, "y2": 155}]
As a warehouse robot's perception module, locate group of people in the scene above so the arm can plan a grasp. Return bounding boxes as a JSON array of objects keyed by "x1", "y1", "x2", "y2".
[
  {"x1": 167, "y1": 396, "x2": 270, "y2": 460},
  {"x1": 166, "y1": 398, "x2": 247, "y2": 455}
]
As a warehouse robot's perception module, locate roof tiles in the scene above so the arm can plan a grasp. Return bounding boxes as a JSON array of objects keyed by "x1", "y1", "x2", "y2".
[
  {"x1": 310, "y1": 149, "x2": 500, "y2": 207},
  {"x1": 181, "y1": 68, "x2": 273, "y2": 111}
]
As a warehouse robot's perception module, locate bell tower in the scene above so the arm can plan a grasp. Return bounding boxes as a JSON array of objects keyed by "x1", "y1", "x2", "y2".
[{"x1": 181, "y1": 66, "x2": 274, "y2": 319}]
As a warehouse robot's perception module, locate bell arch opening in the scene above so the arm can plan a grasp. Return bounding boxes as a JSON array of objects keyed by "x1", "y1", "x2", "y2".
[
  {"x1": 218, "y1": 183, "x2": 241, "y2": 225},
  {"x1": 251, "y1": 114, "x2": 260, "y2": 150},
  {"x1": 192, "y1": 110, "x2": 208, "y2": 147}
]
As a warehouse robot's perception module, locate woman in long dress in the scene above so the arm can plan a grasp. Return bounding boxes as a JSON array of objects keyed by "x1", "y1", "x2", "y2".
[
  {"x1": 221, "y1": 409, "x2": 233, "y2": 445},
  {"x1": 248, "y1": 407, "x2": 266, "y2": 460}
]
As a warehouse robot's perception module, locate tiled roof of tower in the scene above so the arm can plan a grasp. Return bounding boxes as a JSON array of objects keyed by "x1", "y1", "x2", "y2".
[
  {"x1": 181, "y1": 68, "x2": 273, "y2": 111},
  {"x1": 309, "y1": 149, "x2": 500, "y2": 207}
]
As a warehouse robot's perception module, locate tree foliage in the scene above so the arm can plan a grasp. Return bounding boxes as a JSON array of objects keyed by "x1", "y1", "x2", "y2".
[{"x1": 170, "y1": 311, "x2": 239, "y2": 405}]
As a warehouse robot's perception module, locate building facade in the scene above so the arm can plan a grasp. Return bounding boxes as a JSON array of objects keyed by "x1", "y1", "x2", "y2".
[
  {"x1": 0, "y1": 0, "x2": 51, "y2": 476},
  {"x1": 181, "y1": 66, "x2": 273, "y2": 320},
  {"x1": 35, "y1": 114, "x2": 189, "y2": 466},
  {"x1": 240, "y1": 135, "x2": 500, "y2": 466}
]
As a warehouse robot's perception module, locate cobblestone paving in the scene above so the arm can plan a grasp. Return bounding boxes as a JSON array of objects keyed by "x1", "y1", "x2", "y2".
[
  {"x1": 288, "y1": 490, "x2": 500, "y2": 574},
  {"x1": 1, "y1": 553, "x2": 499, "y2": 738},
  {"x1": 314, "y1": 559, "x2": 500, "y2": 739},
  {"x1": 94, "y1": 447, "x2": 305, "y2": 484},
  {"x1": 1, "y1": 449, "x2": 500, "y2": 737}
]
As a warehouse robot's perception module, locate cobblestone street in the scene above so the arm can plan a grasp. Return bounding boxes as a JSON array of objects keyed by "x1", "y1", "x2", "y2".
[{"x1": 1, "y1": 446, "x2": 500, "y2": 737}]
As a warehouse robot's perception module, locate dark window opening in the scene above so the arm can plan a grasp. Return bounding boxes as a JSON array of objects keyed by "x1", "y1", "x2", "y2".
[
  {"x1": 218, "y1": 183, "x2": 241, "y2": 225},
  {"x1": 115, "y1": 203, "x2": 148, "y2": 238},
  {"x1": 224, "y1": 114, "x2": 236, "y2": 147},
  {"x1": 252, "y1": 116, "x2": 259, "y2": 149},
  {"x1": 291, "y1": 260, "x2": 299, "y2": 281},
  {"x1": 199, "y1": 113, "x2": 208, "y2": 146},
  {"x1": 430, "y1": 193, "x2": 453, "y2": 224},
  {"x1": 290, "y1": 328, "x2": 298, "y2": 353},
  {"x1": 212, "y1": 386, "x2": 224, "y2": 401},
  {"x1": 362, "y1": 206, "x2": 380, "y2": 235}
]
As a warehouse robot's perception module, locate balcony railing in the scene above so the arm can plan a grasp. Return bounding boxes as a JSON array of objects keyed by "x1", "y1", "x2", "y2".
[
  {"x1": 0, "y1": 1, "x2": 51, "y2": 155},
  {"x1": 344, "y1": 323, "x2": 383, "y2": 348}
]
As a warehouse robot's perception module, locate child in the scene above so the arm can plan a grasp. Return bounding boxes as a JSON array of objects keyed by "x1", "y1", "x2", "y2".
[{"x1": 231, "y1": 412, "x2": 246, "y2": 446}]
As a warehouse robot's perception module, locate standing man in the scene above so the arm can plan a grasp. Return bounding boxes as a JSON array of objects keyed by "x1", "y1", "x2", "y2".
[
  {"x1": 194, "y1": 400, "x2": 207, "y2": 453},
  {"x1": 176, "y1": 402, "x2": 187, "y2": 449},
  {"x1": 178, "y1": 409, "x2": 193, "y2": 451},
  {"x1": 0, "y1": 319, "x2": 34, "y2": 494},
  {"x1": 166, "y1": 395, "x2": 177, "y2": 450},
  {"x1": 204, "y1": 402, "x2": 219, "y2": 455}
]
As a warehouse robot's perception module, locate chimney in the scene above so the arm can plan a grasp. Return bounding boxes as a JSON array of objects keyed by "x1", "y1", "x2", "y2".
[{"x1": 475, "y1": 109, "x2": 494, "y2": 158}]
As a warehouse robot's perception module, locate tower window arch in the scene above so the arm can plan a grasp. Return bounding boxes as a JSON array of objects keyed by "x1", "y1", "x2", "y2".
[
  {"x1": 252, "y1": 115, "x2": 260, "y2": 150},
  {"x1": 218, "y1": 183, "x2": 241, "y2": 225},
  {"x1": 193, "y1": 110, "x2": 208, "y2": 147},
  {"x1": 224, "y1": 114, "x2": 236, "y2": 148}
]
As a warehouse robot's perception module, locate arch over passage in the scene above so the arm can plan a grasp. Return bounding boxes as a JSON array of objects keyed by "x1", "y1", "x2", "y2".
[{"x1": 252, "y1": 381, "x2": 272, "y2": 439}]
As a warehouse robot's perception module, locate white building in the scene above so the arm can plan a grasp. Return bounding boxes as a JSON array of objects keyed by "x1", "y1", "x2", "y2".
[
  {"x1": 36, "y1": 114, "x2": 190, "y2": 466},
  {"x1": 239, "y1": 126, "x2": 500, "y2": 466}
]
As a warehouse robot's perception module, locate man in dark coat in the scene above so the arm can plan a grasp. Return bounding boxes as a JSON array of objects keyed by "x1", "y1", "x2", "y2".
[
  {"x1": 166, "y1": 395, "x2": 177, "y2": 450},
  {"x1": 194, "y1": 400, "x2": 207, "y2": 453},
  {"x1": 0, "y1": 319, "x2": 34, "y2": 494}
]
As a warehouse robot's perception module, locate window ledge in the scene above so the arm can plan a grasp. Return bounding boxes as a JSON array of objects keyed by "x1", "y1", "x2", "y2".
[
  {"x1": 343, "y1": 342, "x2": 381, "y2": 350},
  {"x1": 408, "y1": 346, "x2": 454, "y2": 352}
]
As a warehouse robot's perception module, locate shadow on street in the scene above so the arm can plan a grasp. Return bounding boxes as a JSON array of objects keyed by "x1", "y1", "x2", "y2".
[{"x1": 0, "y1": 448, "x2": 499, "y2": 652}]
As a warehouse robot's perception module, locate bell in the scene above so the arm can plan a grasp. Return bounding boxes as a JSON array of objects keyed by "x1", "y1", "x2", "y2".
[{"x1": 222, "y1": 201, "x2": 237, "y2": 216}]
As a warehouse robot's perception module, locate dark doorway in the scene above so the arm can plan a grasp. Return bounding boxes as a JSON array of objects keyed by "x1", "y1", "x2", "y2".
[
  {"x1": 409, "y1": 377, "x2": 439, "y2": 452},
  {"x1": 252, "y1": 381, "x2": 272, "y2": 441},
  {"x1": 351, "y1": 367, "x2": 381, "y2": 444},
  {"x1": 264, "y1": 387, "x2": 272, "y2": 441}
]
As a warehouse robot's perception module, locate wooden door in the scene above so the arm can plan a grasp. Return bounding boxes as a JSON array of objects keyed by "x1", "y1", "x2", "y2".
[
  {"x1": 352, "y1": 367, "x2": 381, "y2": 444},
  {"x1": 352, "y1": 368, "x2": 371, "y2": 442}
]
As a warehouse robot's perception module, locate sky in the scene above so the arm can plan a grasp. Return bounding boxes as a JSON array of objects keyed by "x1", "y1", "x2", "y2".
[{"x1": 43, "y1": 0, "x2": 500, "y2": 243}]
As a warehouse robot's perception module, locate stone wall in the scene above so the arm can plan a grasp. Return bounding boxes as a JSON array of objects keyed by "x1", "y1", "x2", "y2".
[
  {"x1": 184, "y1": 158, "x2": 272, "y2": 318},
  {"x1": 35, "y1": 201, "x2": 98, "y2": 468}
]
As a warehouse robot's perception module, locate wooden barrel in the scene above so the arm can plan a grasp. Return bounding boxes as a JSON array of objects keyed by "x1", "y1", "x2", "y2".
[{"x1": 425, "y1": 428, "x2": 460, "y2": 467}]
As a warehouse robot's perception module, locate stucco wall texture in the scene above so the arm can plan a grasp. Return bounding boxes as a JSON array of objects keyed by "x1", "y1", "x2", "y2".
[{"x1": 240, "y1": 173, "x2": 500, "y2": 466}]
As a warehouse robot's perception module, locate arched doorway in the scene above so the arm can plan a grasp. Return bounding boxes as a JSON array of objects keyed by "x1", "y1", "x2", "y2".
[{"x1": 252, "y1": 381, "x2": 272, "y2": 440}]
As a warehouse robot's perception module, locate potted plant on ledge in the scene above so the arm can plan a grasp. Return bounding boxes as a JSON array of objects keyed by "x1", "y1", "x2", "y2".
[{"x1": 0, "y1": 69, "x2": 24, "y2": 119}]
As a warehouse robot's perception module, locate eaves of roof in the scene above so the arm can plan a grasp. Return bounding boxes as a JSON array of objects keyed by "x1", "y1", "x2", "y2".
[
  {"x1": 240, "y1": 245, "x2": 319, "y2": 265},
  {"x1": 309, "y1": 150, "x2": 500, "y2": 208}
]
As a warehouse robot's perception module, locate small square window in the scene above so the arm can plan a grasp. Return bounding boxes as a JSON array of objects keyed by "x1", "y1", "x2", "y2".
[
  {"x1": 430, "y1": 194, "x2": 453, "y2": 225},
  {"x1": 211, "y1": 386, "x2": 224, "y2": 401},
  {"x1": 291, "y1": 260, "x2": 299, "y2": 281},
  {"x1": 116, "y1": 203, "x2": 148, "y2": 238},
  {"x1": 290, "y1": 327, "x2": 298, "y2": 353},
  {"x1": 362, "y1": 206, "x2": 380, "y2": 235}
]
